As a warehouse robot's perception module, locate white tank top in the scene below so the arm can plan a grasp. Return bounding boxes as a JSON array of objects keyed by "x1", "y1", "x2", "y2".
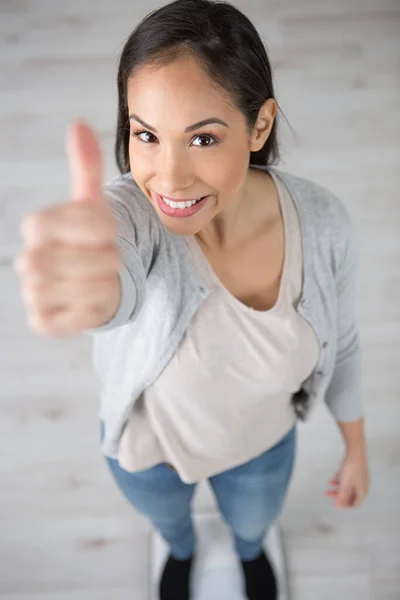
[{"x1": 118, "y1": 171, "x2": 320, "y2": 483}]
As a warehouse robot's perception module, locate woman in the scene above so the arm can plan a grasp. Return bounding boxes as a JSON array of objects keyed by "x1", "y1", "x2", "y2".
[{"x1": 15, "y1": 1, "x2": 370, "y2": 599}]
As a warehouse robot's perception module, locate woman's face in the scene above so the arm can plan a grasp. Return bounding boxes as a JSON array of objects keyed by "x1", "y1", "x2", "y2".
[{"x1": 126, "y1": 55, "x2": 275, "y2": 244}]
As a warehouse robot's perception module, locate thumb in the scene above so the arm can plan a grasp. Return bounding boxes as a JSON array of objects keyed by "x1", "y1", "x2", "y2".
[{"x1": 66, "y1": 120, "x2": 104, "y2": 202}]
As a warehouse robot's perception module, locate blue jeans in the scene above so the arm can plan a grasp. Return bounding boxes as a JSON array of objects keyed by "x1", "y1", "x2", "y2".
[{"x1": 101, "y1": 423, "x2": 296, "y2": 561}]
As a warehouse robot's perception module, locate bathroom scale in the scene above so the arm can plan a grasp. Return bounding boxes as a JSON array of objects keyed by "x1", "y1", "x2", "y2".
[{"x1": 150, "y1": 508, "x2": 290, "y2": 600}]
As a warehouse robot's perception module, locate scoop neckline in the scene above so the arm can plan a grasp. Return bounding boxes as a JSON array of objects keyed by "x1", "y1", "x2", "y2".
[{"x1": 189, "y1": 169, "x2": 291, "y2": 315}]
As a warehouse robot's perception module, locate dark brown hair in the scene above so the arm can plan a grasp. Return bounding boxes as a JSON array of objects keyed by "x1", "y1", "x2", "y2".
[{"x1": 114, "y1": 0, "x2": 287, "y2": 174}]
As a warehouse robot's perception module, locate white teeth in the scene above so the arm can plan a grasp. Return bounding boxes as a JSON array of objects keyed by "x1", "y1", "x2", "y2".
[{"x1": 162, "y1": 196, "x2": 200, "y2": 209}]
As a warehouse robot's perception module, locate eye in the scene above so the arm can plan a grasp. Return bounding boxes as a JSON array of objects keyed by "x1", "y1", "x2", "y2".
[
  {"x1": 131, "y1": 130, "x2": 218, "y2": 147},
  {"x1": 131, "y1": 130, "x2": 157, "y2": 144},
  {"x1": 191, "y1": 134, "x2": 218, "y2": 147}
]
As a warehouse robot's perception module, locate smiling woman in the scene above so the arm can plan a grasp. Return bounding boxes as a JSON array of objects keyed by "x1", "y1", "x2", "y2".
[
  {"x1": 85, "y1": 2, "x2": 367, "y2": 600},
  {"x1": 111, "y1": 0, "x2": 293, "y2": 249}
]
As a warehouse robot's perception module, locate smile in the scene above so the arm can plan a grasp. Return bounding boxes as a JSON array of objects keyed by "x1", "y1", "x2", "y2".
[{"x1": 155, "y1": 192, "x2": 210, "y2": 218}]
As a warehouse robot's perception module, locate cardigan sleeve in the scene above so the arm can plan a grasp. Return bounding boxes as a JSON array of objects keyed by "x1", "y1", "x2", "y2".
[{"x1": 324, "y1": 204, "x2": 364, "y2": 422}]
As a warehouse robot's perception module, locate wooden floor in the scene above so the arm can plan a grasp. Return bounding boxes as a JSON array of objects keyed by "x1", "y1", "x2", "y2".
[{"x1": 1, "y1": 0, "x2": 399, "y2": 598}]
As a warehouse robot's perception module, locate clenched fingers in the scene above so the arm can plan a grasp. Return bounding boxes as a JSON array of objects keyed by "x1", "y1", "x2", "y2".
[
  {"x1": 14, "y1": 244, "x2": 121, "y2": 281},
  {"x1": 20, "y1": 202, "x2": 116, "y2": 248},
  {"x1": 20, "y1": 277, "x2": 118, "y2": 314},
  {"x1": 27, "y1": 305, "x2": 110, "y2": 337}
]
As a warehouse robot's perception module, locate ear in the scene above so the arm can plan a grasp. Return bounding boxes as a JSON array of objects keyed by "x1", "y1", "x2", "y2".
[{"x1": 249, "y1": 98, "x2": 277, "y2": 153}]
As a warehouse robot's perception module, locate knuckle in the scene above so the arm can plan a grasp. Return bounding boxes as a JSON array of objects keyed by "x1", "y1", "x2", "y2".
[
  {"x1": 23, "y1": 280, "x2": 47, "y2": 305},
  {"x1": 20, "y1": 249, "x2": 48, "y2": 277},
  {"x1": 24, "y1": 249, "x2": 42, "y2": 272},
  {"x1": 14, "y1": 253, "x2": 32, "y2": 276},
  {"x1": 17, "y1": 249, "x2": 42, "y2": 274},
  {"x1": 21, "y1": 213, "x2": 43, "y2": 239},
  {"x1": 28, "y1": 310, "x2": 52, "y2": 334},
  {"x1": 29, "y1": 308, "x2": 69, "y2": 336}
]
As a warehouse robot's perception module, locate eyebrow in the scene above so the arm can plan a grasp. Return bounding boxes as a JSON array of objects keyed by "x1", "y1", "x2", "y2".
[{"x1": 129, "y1": 113, "x2": 229, "y2": 133}]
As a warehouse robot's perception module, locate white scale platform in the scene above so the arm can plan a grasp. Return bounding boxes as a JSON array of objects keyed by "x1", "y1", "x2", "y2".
[{"x1": 150, "y1": 509, "x2": 290, "y2": 600}]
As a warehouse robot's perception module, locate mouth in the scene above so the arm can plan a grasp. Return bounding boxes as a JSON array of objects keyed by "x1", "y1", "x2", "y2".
[
  {"x1": 156, "y1": 193, "x2": 208, "y2": 204},
  {"x1": 155, "y1": 192, "x2": 210, "y2": 218}
]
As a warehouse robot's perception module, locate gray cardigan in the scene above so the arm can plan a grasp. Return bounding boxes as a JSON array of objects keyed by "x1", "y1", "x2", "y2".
[{"x1": 85, "y1": 165, "x2": 364, "y2": 460}]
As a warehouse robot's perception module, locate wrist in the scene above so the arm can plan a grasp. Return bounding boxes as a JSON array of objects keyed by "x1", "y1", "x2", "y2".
[
  {"x1": 346, "y1": 440, "x2": 367, "y2": 458},
  {"x1": 337, "y1": 417, "x2": 366, "y2": 456}
]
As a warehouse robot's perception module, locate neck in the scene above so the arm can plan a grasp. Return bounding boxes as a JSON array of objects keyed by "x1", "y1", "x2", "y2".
[{"x1": 195, "y1": 166, "x2": 275, "y2": 252}]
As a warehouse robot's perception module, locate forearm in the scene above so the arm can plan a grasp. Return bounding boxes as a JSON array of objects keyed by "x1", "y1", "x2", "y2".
[{"x1": 336, "y1": 417, "x2": 366, "y2": 455}]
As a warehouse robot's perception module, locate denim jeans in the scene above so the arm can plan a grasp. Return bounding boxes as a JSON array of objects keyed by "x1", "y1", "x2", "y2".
[{"x1": 101, "y1": 423, "x2": 296, "y2": 561}]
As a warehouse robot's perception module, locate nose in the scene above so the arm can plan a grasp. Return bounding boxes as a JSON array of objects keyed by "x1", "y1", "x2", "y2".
[{"x1": 157, "y1": 146, "x2": 194, "y2": 194}]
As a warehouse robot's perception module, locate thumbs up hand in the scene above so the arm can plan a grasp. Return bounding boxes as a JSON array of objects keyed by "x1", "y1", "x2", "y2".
[{"x1": 14, "y1": 121, "x2": 123, "y2": 336}]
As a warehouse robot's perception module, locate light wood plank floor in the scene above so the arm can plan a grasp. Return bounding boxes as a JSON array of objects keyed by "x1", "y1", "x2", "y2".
[{"x1": 1, "y1": 1, "x2": 399, "y2": 598}]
